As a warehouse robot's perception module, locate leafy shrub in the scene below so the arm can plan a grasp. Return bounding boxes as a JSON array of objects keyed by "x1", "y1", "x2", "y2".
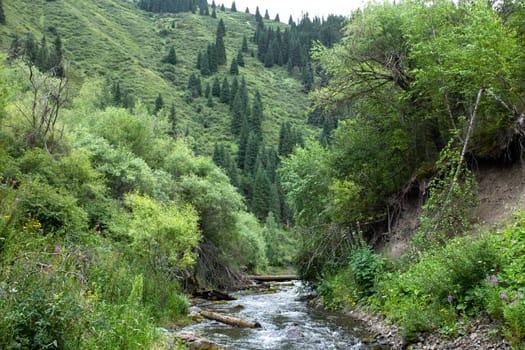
[
  {"x1": 19, "y1": 180, "x2": 88, "y2": 237},
  {"x1": 376, "y1": 235, "x2": 500, "y2": 338},
  {"x1": 348, "y1": 245, "x2": 384, "y2": 298}
]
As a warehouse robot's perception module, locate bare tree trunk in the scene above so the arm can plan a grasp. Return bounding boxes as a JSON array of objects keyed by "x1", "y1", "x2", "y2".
[{"x1": 199, "y1": 310, "x2": 262, "y2": 328}]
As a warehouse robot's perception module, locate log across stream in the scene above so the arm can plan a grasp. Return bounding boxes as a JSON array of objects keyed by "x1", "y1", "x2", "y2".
[{"x1": 180, "y1": 281, "x2": 389, "y2": 350}]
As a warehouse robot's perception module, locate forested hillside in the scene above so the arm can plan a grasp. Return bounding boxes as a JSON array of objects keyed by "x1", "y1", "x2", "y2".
[
  {"x1": 0, "y1": 0, "x2": 345, "y2": 348},
  {"x1": 2, "y1": 0, "x2": 525, "y2": 348}
]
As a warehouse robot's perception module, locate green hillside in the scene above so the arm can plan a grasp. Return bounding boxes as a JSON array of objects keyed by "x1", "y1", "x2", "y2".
[{"x1": 1, "y1": 0, "x2": 311, "y2": 154}]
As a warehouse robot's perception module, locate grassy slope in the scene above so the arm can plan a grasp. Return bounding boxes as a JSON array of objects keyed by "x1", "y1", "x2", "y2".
[{"x1": 1, "y1": 0, "x2": 312, "y2": 154}]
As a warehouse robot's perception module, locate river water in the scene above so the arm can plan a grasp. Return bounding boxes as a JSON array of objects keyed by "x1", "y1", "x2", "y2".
[{"x1": 182, "y1": 281, "x2": 389, "y2": 349}]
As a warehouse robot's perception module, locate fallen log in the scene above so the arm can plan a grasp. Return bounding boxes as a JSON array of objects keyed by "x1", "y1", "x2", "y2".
[
  {"x1": 247, "y1": 275, "x2": 299, "y2": 282},
  {"x1": 199, "y1": 310, "x2": 262, "y2": 328},
  {"x1": 192, "y1": 289, "x2": 237, "y2": 301},
  {"x1": 175, "y1": 331, "x2": 227, "y2": 350}
]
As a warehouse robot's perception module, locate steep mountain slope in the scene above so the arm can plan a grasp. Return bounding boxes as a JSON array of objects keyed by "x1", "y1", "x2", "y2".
[{"x1": 1, "y1": 0, "x2": 311, "y2": 154}]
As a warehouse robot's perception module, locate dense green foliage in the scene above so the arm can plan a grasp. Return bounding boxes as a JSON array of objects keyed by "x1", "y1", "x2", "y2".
[{"x1": 277, "y1": 0, "x2": 525, "y2": 346}]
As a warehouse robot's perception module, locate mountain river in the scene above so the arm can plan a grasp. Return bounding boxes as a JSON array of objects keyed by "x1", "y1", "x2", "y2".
[{"x1": 181, "y1": 281, "x2": 390, "y2": 349}]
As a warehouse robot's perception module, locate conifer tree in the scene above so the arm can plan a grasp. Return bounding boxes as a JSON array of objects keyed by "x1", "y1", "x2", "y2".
[
  {"x1": 245, "y1": 7, "x2": 249, "y2": 14},
  {"x1": 236, "y1": 50, "x2": 245, "y2": 67},
  {"x1": 51, "y1": 35, "x2": 64, "y2": 77},
  {"x1": 196, "y1": 52, "x2": 203, "y2": 70},
  {"x1": 154, "y1": 93, "x2": 164, "y2": 114},
  {"x1": 211, "y1": 0, "x2": 216, "y2": 9},
  {"x1": 215, "y1": 34, "x2": 227, "y2": 66},
  {"x1": 274, "y1": 13, "x2": 280, "y2": 22},
  {"x1": 207, "y1": 44, "x2": 218, "y2": 73},
  {"x1": 230, "y1": 92, "x2": 243, "y2": 134},
  {"x1": 212, "y1": 77, "x2": 221, "y2": 97},
  {"x1": 230, "y1": 57, "x2": 239, "y2": 75},
  {"x1": 205, "y1": 82, "x2": 211, "y2": 98},
  {"x1": 207, "y1": 93, "x2": 214, "y2": 107},
  {"x1": 231, "y1": 1, "x2": 236, "y2": 12},
  {"x1": 239, "y1": 77, "x2": 249, "y2": 115},
  {"x1": 301, "y1": 61, "x2": 314, "y2": 92},
  {"x1": 0, "y1": 0, "x2": 5, "y2": 25},
  {"x1": 211, "y1": 7, "x2": 217, "y2": 18},
  {"x1": 220, "y1": 3, "x2": 225, "y2": 11},
  {"x1": 112, "y1": 82, "x2": 122, "y2": 107},
  {"x1": 244, "y1": 132, "x2": 260, "y2": 174},
  {"x1": 237, "y1": 118, "x2": 249, "y2": 168},
  {"x1": 250, "y1": 90, "x2": 263, "y2": 136},
  {"x1": 264, "y1": 9, "x2": 270, "y2": 20},
  {"x1": 217, "y1": 18, "x2": 226, "y2": 37},
  {"x1": 220, "y1": 77, "x2": 230, "y2": 103},
  {"x1": 255, "y1": 6, "x2": 262, "y2": 22},
  {"x1": 229, "y1": 77, "x2": 239, "y2": 108},
  {"x1": 188, "y1": 73, "x2": 202, "y2": 97},
  {"x1": 241, "y1": 35, "x2": 249, "y2": 53},
  {"x1": 252, "y1": 163, "x2": 272, "y2": 221},
  {"x1": 37, "y1": 36, "x2": 49, "y2": 71},
  {"x1": 264, "y1": 46, "x2": 274, "y2": 68},
  {"x1": 212, "y1": 143, "x2": 225, "y2": 167},
  {"x1": 200, "y1": 50, "x2": 211, "y2": 75},
  {"x1": 169, "y1": 103, "x2": 177, "y2": 137},
  {"x1": 164, "y1": 46, "x2": 177, "y2": 64}
]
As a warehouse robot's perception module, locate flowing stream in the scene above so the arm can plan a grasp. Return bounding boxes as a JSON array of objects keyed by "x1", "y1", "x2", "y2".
[{"x1": 182, "y1": 281, "x2": 390, "y2": 349}]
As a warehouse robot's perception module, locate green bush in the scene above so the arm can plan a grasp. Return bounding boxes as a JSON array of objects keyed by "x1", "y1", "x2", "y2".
[
  {"x1": 375, "y1": 234, "x2": 501, "y2": 338},
  {"x1": 19, "y1": 180, "x2": 88, "y2": 238}
]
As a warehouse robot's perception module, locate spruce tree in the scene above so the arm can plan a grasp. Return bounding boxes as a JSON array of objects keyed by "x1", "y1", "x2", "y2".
[
  {"x1": 212, "y1": 77, "x2": 221, "y2": 97},
  {"x1": 217, "y1": 18, "x2": 226, "y2": 37},
  {"x1": 244, "y1": 132, "x2": 260, "y2": 174},
  {"x1": 205, "y1": 82, "x2": 211, "y2": 98},
  {"x1": 112, "y1": 82, "x2": 122, "y2": 107},
  {"x1": 0, "y1": 0, "x2": 5, "y2": 25},
  {"x1": 239, "y1": 77, "x2": 249, "y2": 115},
  {"x1": 51, "y1": 35, "x2": 64, "y2": 77},
  {"x1": 231, "y1": 1, "x2": 236, "y2": 12},
  {"x1": 164, "y1": 46, "x2": 177, "y2": 64},
  {"x1": 229, "y1": 77, "x2": 239, "y2": 108},
  {"x1": 264, "y1": 9, "x2": 270, "y2": 20},
  {"x1": 212, "y1": 143, "x2": 225, "y2": 167},
  {"x1": 169, "y1": 103, "x2": 177, "y2": 137},
  {"x1": 251, "y1": 163, "x2": 272, "y2": 220},
  {"x1": 237, "y1": 118, "x2": 249, "y2": 168},
  {"x1": 37, "y1": 35, "x2": 49, "y2": 71},
  {"x1": 230, "y1": 57, "x2": 239, "y2": 75},
  {"x1": 245, "y1": 7, "x2": 249, "y2": 14},
  {"x1": 241, "y1": 35, "x2": 249, "y2": 53},
  {"x1": 200, "y1": 50, "x2": 211, "y2": 75},
  {"x1": 215, "y1": 34, "x2": 226, "y2": 66},
  {"x1": 211, "y1": 0, "x2": 216, "y2": 9},
  {"x1": 230, "y1": 92, "x2": 243, "y2": 134},
  {"x1": 236, "y1": 50, "x2": 245, "y2": 67},
  {"x1": 220, "y1": 77, "x2": 230, "y2": 103},
  {"x1": 220, "y1": 4, "x2": 225, "y2": 11},
  {"x1": 255, "y1": 6, "x2": 262, "y2": 22},
  {"x1": 274, "y1": 14, "x2": 280, "y2": 22},
  {"x1": 250, "y1": 90, "x2": 263, "y2": 136},
  {"x1": 154, "y1": 93, "x2": 164, "y2": 114},
  {"x1": 211, "y1": 7, "x2": 217, "y2": 18},
  {"x1": 207, "y1": 93, "x2": 214, "y2": 107},
  {"x1": 301, "y1": 61, "x2": 314, "y2": 92}
]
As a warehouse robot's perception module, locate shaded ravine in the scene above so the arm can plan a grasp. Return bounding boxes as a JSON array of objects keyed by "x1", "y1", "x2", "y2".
[{"x1": 181, "y1": 281, "x2": 390, "y2": 349}]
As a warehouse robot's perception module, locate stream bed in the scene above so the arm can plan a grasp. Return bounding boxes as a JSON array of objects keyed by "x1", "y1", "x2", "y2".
[{"x1": 181, "y1": 281, "x2": 390, "y2": 349}]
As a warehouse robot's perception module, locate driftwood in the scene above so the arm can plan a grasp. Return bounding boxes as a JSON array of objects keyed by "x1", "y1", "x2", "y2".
[
  {"x1": 247, "y1": 275, "x2": 299, "y2": 282},
  {"x1": 193, "y1": 289, "x2": 237, "y2": 301},
  {"x1": 175, "y1": 331, "x2": 227, "y2": 350},
  {"x1": 199, "y1": 310, "x2": 262, "y2": 328}
]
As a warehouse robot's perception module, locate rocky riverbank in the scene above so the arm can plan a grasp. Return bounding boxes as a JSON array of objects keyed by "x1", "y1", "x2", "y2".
[{"x1": 347, "y1": 307, "x2": 512, "y2": 349}]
